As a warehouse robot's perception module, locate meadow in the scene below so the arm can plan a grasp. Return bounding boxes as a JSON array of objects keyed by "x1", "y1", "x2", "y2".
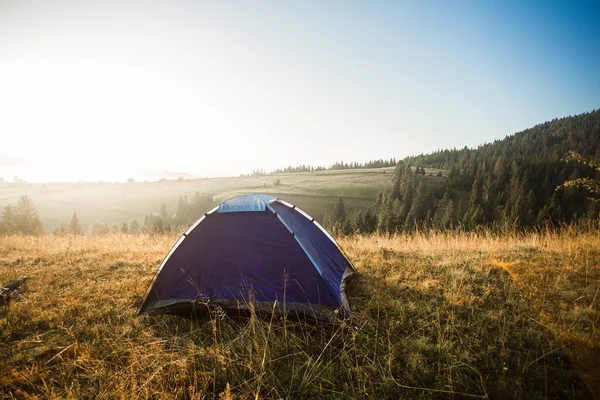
[
  {"x1": 1, "y1": 228, "x2": 598, "y2": 399},
  {"x1": 0, "y1": 167, "x2": 418, "y2": 231}
]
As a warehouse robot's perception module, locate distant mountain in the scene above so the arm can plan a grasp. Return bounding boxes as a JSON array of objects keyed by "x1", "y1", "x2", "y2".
[{"x1": 373, "y1": 110, "x2": 600, "y2": 231}]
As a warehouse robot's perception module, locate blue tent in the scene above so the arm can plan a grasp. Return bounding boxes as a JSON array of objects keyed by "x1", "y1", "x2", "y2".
[{"x1": 139, "y1": 194, "x2": 355, "y2": 320}]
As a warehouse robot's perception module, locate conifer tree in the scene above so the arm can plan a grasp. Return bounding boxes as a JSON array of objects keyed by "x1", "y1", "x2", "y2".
[
  {"x1": 377, "y1": 196, "x2": 392, "y2": 233},
  {"x1": 469, "y1": 175, "x2": 483, "y2": 209},
  {"x1": 364, "y1": 208, "x2": 377, "y2": 233},
  {"x1": 12, "y1": 195, "x2": 43, "y2": 234},
  {"x1": 353, "y1": 211, "x2": 365, "y2": 233},
  {"x1": 404, "y1": 183, "x2": 426, "y2": 229},
  {"x1": 441, "y1": 198, "x2": 455, "y2": 229},
  {"x1": 90, "y1": 222, "x2": 109, "y2": 235},
  {"x1": 390, "y1": 174, "x2": 401, "y2": 201},
  {"x1": 70, "y1": 213, "x2": 83, "y2": 235},
  {"x1": 175, "y1": 195, "x2": 188, "y2": 225},
  {"x1": 375, "y1": 192, "x2": 384, "y2": 207},
  {"x1": 330, "y1": 197, "x2": 351, "y2": 235},
  {"x1": 0, "y1": 205, "x2": 15, "y2": 234},
  {"x1": 332, "y1": 197, "x2": 347, "y2": 224},
  {"x1": 129, "y1": 219, "x2": 141, "y2": 234}
]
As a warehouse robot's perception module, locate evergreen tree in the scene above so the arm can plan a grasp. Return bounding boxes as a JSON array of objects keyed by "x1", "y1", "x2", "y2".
[
  {"x1": 404, "y1": 182, "x2": 427, "y2": 229},
  {"x1": 469, "y1": 206, "x2": 484, "y2": 228},
  {"x1": 441, "y1": 198, "x2": 456, "y2": 229},
  {"x1": 55, "y1": 224, "x2": 67, "y2": 236},
  {"x1": 354, "y1": 208, "x2": 377, "y2": 234},
  {"x1": 173, "y1": 193, "x2": 214, "y2": 227},
  {"x1": 377, "y1": 195, "x2": 392, "y2": 233},
  {"x1": 469, "y1": 175, "x2": 483, "y2": 209},
  {"x1": 12, "y1": 195, "x2": 42, "y2": 234},
  {"x1": 548, "y1": 192, "x2": 564, "y2": 223},
  {"x1": 375, "y1": 192, "x2": 384, "y2": 207},
  {"x1": 481, "y1": 176, "x2": 495, "y2": 222},
  {"x1": 330, "y1": 197, "x2": 351, "y2": 235},
  {"x1": 374, "y1": 111, "x2": 600, "y2": 231},
  {"x1": 364, "y1": 208, "x2": 378, "y2": 233},
  {"x1": 536, "y1": 204, "x2": 551, "y2": 225},
  {"x1": 331, "y1": 197, "x2": 347, "y2": 225},
  {"x1": 70, "y1": 213, "x2": 83, "y2": 235},
  {"x1": 90, "y1": 222, "x2": 109, "y2": 235},
  {"x1": 174, "y1": 195, "x2": 189, "y2": 225},
  {"x1": 129, "y1": 219, "x2": 141, "y2": 234},
  {"x1": 143, "y1": 213, "x2": 166, "y2": 233},
  {"x1": 392, "y1": 161, "x2": 406, "y2": 180},
  {"x1": 390, "y1": 173, "x2": 401, "y2": 201},
  {"x1": 0, "y1": 205, "x2": 15, "y2": 234}
]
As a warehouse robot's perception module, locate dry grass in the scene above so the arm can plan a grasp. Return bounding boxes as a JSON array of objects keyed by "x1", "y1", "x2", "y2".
[{"x1": 0, "y1": 230, "x2": 598, "y2": 399}]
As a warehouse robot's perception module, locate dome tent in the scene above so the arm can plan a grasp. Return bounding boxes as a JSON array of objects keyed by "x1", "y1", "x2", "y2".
[{"x1": 139, "y1": 194, "x2": 355, "y2": 320}]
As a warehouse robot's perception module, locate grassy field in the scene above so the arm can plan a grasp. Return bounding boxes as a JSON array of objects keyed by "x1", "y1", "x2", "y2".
[
  {"x1": 1, "y1": 229, "x2": 598, "y2": 399},
  {"x1": 0, "y1": 166, "x2": 454, "y2": 231}
]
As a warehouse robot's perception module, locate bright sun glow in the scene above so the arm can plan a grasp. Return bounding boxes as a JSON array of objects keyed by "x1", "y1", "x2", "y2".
[
  {"x1": 1, "y1": 1, "x2": 599, "y2": 182},
  {"x1": 1, "y1": 4, "x2": 259, "y2": 181}
]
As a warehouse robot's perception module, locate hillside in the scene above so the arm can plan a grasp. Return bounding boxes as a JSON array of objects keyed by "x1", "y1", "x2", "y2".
[
  {"x1": 1, "y1": 110, "x2": 599, "y2": 236},
  {"x1": 373, "y1": 110, "x2": 600, "y2": 233},
  {"x1": 1, "y1": 230, "x2": 598, "y2": 398},
  {"x1": 0, "y1": 167, "x2": 398, "y2": 232}
]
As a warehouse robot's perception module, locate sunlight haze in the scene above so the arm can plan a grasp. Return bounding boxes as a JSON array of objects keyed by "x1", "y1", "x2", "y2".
[{"x1": 1, "y1": 0, "x2": 599, "y2": 182}]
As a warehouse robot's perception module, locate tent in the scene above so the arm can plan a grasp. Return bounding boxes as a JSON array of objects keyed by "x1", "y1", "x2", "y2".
[{"x1": 139, "y1": 194, "x2": 355, "y2": 320}]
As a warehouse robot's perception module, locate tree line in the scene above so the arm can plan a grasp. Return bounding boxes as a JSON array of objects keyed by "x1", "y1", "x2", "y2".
[
  {"x1": 324, "y1": 110, "x2": 600, "y2": 234},
  {"x1": 86, "y1": 192, "x2": 216, "y2": 235},
  {"x1": 4, "y1": 111, "x2": 599, "y2": 236},
  {"x1": 0, "y1": 192, "x2": 217, "y2": 236},
  {"x1": 245, "y1": 158, "x2": 398, "y2": 176},
  {"x1": 139, "y1": 192, "x2": 215, "y2": 233},
  {"x1": 0, "y1": 195, "x2": 43, "y2": 234}
]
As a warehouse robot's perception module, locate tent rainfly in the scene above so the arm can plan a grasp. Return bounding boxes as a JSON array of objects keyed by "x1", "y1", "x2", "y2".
[{"x1": 139, "y1": 194, "x2": 355, "y2": 320}]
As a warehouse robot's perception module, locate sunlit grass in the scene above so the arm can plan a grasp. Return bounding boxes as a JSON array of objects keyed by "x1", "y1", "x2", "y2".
[{"x1": 0, "y1": 230, "x2": 598, "y2": 398}]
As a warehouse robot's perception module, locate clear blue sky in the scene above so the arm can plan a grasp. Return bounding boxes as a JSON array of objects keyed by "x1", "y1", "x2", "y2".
[{"x1": 1, "y1": 0, "x2": 599, "y2": 182}]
